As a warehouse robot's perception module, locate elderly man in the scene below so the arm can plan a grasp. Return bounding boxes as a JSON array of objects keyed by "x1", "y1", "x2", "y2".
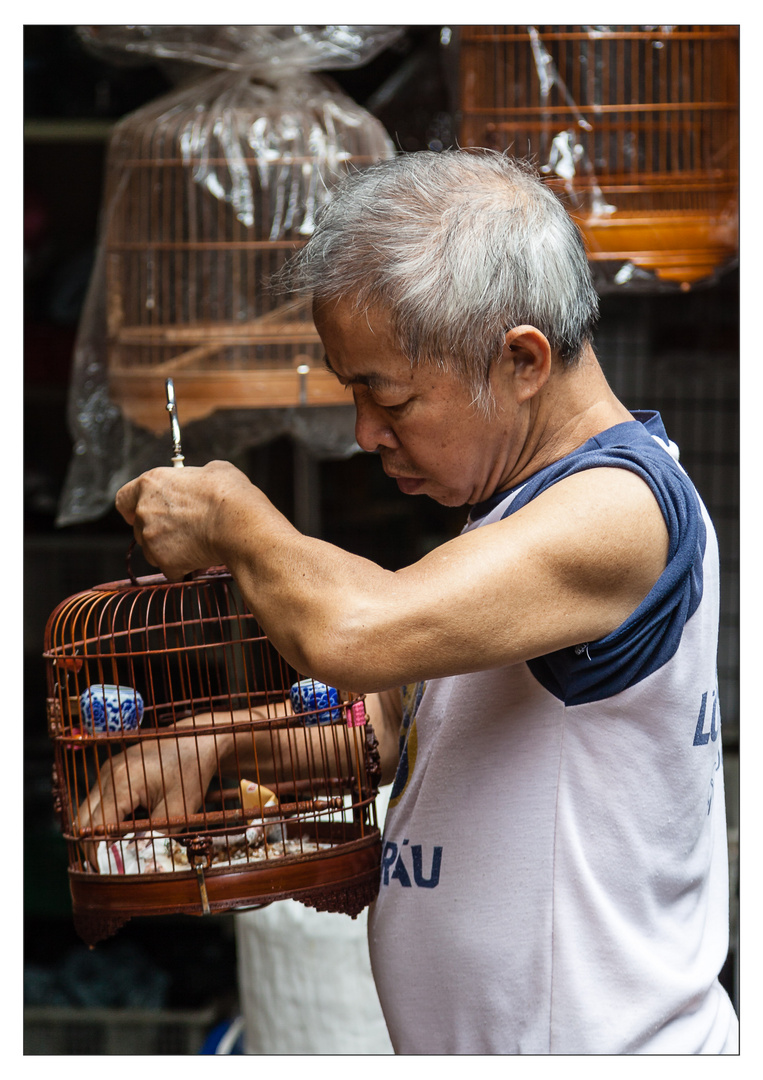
[{"x1": 84, "y1": 151, "x2": 737, "y2": 1054}]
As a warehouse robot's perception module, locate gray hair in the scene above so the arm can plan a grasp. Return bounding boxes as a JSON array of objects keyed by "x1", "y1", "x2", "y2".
[{"x1": 282, "y1": 149, "x2": 599, "y2": 411}]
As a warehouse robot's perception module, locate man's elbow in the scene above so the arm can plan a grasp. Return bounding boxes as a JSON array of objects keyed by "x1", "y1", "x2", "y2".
[{"x1": 291, "y1": 616, "x2": 395, "y2": 696}]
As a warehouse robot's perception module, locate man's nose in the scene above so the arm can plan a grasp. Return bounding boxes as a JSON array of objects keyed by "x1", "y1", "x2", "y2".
[{"x1": 353, "y1": 389, "x2": 399, "y2": 453}]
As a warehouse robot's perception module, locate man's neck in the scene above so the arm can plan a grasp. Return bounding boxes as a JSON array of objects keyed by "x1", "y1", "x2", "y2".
[{"x1": 507, "y1": 346, "x2": 633, "y2": 489}]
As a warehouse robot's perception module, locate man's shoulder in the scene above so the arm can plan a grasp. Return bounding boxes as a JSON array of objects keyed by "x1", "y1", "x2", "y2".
[{"x1": 505, "y1": 420, "x2": 690, "y2": 517}]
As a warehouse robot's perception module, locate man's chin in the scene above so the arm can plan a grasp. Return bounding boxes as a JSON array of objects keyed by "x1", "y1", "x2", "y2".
[
  {"x1": 394, "y1": 476, "x2": 426, "y2": 496},
  {"x1": 388, "y1": 472, "x2": 469, "y2": 507}
]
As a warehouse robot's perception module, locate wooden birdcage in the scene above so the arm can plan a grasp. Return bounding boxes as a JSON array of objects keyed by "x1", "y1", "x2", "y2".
[
  {"x1": 44, "y1": 565, "x2": 383, "y2": 947},
  {"x1": 458, "y1": 25, "x2": 739, "y2": 286},
  {"x1": 102, "y1": 74, "x2": 393, "y2": 432}
]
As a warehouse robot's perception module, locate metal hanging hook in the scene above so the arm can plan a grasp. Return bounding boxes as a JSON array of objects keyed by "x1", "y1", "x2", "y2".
[
  {"x1": 165, "y1": 378, "x2": 185, "y2": 467},
  {"x1": 127, "y1": 379, "x2": 186, "y2": 585}
]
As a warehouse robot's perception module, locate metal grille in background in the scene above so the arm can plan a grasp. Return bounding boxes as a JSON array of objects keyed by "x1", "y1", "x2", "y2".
[
  {"x1": 595, "y1": 303, "x2": 739, "y2": 741},
  {"x1": 24, "y1": 1006, "x2": 216, "y2": 1055},
  {"x1": 596, "y1": 291, "x2": 739, "y2": 1010}
]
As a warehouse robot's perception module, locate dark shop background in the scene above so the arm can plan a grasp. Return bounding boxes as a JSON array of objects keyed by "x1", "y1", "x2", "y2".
[{"x1": 23, "y1": 26, "x2": 739, "y2": 1053}]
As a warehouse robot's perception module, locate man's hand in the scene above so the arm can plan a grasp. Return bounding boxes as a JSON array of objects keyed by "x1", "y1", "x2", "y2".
[
  {"x1": 77, "y1": 719, "x2": 223, "y2": 864},
  {"x1": 116, "y1": 460, "x2": 258, "y2": 581}
]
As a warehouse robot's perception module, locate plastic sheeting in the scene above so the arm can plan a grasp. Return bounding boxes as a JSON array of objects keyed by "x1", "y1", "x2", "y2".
[
  {"x1": 76, "y1": 24, "x2": 404, "y2": 74},
  {"x1": 57, "y1": 26, "x2": 400, "y2": 526}
]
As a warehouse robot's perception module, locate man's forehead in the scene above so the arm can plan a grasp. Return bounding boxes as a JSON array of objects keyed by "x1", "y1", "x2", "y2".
[
  {"x1": 315, "y1": 296, "x2": 427, "y2": 390},
  {"x1": 314, "y1": 296, "x2": 397, "y2": 342}
]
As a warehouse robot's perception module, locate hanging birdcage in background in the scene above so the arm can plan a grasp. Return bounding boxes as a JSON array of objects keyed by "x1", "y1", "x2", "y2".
[
  {"x1": 57, "y1": 26, "x2": 402, "y2": 526},
  {"x1": 45, "y1": 566, "x2": 383, "y2": 947},
  {"x1": 101, "y1": 69, "x2": 394, "y2": 432},
  {"x1": 457, "y1": 25, "x2": 739, "y2": 287}
]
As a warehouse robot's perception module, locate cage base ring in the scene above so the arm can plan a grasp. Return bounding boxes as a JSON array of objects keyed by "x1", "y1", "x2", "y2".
[{"x1": 69, "y1": 829, "x2": 382, "y2": 946}]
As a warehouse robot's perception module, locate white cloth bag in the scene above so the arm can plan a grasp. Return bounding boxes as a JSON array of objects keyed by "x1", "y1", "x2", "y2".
[{"x1": 234, "y1": 785, "x2": 393, "y2": 1054}]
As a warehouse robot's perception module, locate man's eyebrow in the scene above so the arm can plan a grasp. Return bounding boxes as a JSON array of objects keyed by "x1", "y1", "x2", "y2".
[{"x1": 322, "y1": 354, "x2": 398, "y2": 390}]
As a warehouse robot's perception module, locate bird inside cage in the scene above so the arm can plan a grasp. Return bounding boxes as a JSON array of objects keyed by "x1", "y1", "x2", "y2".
[{"x1": 44, "y1": 563, "x2": 383, "y2": 947}]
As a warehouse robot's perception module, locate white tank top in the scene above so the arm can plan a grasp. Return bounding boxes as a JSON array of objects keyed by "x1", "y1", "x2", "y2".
[{"x1": 368, "y1": 413, "x2": 738, "y2": 1054}]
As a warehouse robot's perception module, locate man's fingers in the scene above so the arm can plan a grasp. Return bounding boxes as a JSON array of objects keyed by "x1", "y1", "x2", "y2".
[{"x1": 115, "y1": 478, "x2": 140, "y2": 525}]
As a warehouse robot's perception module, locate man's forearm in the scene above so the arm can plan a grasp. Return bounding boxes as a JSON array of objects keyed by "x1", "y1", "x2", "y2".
[
  {"x1": 115, "y1": 461, "x2": 397, "y2": 692},
  {"x1": 214, "y1": 488, "x2": 396, "y2": 691}
]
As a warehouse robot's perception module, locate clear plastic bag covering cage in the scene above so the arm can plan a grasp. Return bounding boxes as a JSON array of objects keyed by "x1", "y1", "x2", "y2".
[
  {"x1": 57, "y1": 26, "x2": 400, "y2": 526},
  {"x1": 457, "y1": 25, "x2": 739, "y2": 291},
  {"x1": 75, "y1": 24, "x2": 404, "y2": 73}
]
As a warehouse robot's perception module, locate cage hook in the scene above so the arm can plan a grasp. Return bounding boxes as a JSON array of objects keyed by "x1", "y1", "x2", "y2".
[
  {"x1": 297, "y1": 363, "x2": 310, "y2": 406},
  {"x1": 123, "y1": 380, "x2": 184, "y2": 585},
  {"x1": 165, "y1": 377, "x2": 185, "y2": 467}
]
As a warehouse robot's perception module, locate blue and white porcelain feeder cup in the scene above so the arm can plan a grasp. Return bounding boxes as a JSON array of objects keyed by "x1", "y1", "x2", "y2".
[
  {"x1": 80, "y1": 684, "x2": 144, "y2": 735},
  {"x1": 290, "y1": 679, "x2": 342, "y2": 725}
]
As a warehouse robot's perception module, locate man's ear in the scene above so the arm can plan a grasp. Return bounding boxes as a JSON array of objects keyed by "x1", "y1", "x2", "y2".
[{"x1": 499, "y1": 325, "x2": 553, "y2": 403}]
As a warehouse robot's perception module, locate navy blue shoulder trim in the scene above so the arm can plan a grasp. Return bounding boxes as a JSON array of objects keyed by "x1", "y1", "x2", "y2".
[{"x1": 500, "y1": 415, "x2": 707, "y2": 706}]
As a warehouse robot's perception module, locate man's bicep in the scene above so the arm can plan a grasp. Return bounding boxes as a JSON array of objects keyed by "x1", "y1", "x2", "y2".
[
  {"x1": 381, "y1": 466, "x2": 669, "y2": 680},
  {"x1": 474, "y1": 466, "x2": 669, "y2": 650},
  {"x1": 287, "y1": 467, "x2": 670, "y2": 694}
]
